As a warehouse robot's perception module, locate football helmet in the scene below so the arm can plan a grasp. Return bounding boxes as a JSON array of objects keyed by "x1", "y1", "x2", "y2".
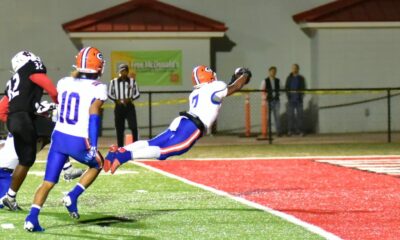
[
  {"x1": 11, "y1": 51, "x2": 41, "y2": 72},
  {"x1": 74, "y1": 47, "x2": 104, "y2": 75},
  {"x1": 192, "y1": 65, "x2": 216, "y2": 88}
]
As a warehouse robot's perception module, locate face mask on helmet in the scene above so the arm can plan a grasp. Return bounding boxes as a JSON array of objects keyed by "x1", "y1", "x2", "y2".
[
  {"x1": 11, "y1": 51, "x2": 41, "y2": 72},
  {"x1": 192, "y1": 65, "x2": 216, "y2": 88},
  {"x1": 74, "y1": 47, "x2": 105, "y2": 76}
]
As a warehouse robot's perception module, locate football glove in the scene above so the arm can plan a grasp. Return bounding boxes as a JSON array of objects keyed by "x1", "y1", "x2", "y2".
[
  {"x1": 234, "y1": 67, "x2": 252, "y2": 84},
  {"x1": 84, "y1": 146, "x2": 97, "y2": 162},
  {"x1": 35, "y1": 101, "x2": 56, "y2": 114}
]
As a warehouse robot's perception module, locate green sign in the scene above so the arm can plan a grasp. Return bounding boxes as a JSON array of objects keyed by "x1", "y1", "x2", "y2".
[{"x1": 111, "y1": 50, "x2": 182, "y2": 86}]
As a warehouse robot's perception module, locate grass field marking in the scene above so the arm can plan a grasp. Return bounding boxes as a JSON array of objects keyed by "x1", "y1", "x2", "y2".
[
  {"x1": 132, "y1": 161, "x2": 342, "y2": 240},
  {"x1": 317, "y1": 159, "x2": 400, "y2": 176},
  {"x1": 1, "y1": 223, "x2": 15, "y2": 229}
]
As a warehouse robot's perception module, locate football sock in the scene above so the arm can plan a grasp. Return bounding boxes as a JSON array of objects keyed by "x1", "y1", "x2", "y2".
[
  {"x1": 28, "y1": 204, "x2": 41, "y2": 218},
  {"x1": 7, "y1": 188, "x2": 16, "y2": 199},
  {"x1": 69, "y1": 183, "x2": 85, "y2": 200},
  {"x1": 62, "y1": 161, "x2": 72, "y2": 171},
  {"x1": 132, "y1": 146, "x2": 161, "y2": 159},
  {"x1": 124, "y1": 140, "x2": 149, "y2": 152}
]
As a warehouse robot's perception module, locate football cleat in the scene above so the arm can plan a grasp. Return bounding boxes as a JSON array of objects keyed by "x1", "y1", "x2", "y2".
[
  {"x1": 110, "y1": 147, "x2": 132, "y2": 175},
  {"x1": 104, "y1": 145, "x2": 118, "y2": 173},
  {"x1": 62, "y1": 195, "x2": 80, "y2": 219},
  {"x1": 24, "y1": 216, "x2": 44, "y2": 232},
  {"x1": 1, "y1": 196, "x2": 22, "y2": 211},
  {"x1": 63, "y1": 168, "x2": 85, "y2": 182}
]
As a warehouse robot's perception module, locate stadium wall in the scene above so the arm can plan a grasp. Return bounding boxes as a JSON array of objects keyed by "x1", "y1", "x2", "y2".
[
  {"x1": 311, "y1": 29, "x2": 400, "y2": 133},
  {"x1": 10, "y1": 0, "x2": 397, "y2": 136}
]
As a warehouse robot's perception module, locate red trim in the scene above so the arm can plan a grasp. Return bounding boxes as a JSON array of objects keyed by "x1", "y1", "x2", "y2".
[
  {"x1": 160, "y1": 129, "x2": 201, "y2": 154},
  {"x1": 62, "y1": 0, "x2": 227, "y2": 33},
  {"x1": 29, "y1": 73, "x2": 58, "y2": 103},
  {"x1": 293, "y1": 0, "x2": 400, "y2": 23},
  {"x1": 0, "y1": 96, "x2": 9, "y2": 123}
]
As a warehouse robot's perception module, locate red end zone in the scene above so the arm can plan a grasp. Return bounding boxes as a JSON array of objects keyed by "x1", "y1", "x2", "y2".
[{"x1": 142, "y1": 157, "x2": 400, "y2": 240}]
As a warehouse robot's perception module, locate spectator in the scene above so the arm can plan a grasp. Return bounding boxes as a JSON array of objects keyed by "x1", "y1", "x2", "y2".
[
  {"x1": 108, "y1": 64, "x2": 140, "y2": 146},
  {"x1": 285, "y1": 64, "x2": 306, "y2": 136},
  {"x1": 261, "y1": 66, "x2": 281, "y2": 136}
]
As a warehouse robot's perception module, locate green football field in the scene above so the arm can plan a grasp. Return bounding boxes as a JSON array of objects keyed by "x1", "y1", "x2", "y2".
[{"x1": 1, "y1": 143, "x2": 400, "y2": 239}]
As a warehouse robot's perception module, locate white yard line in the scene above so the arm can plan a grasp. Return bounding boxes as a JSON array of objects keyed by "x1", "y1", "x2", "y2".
[
  {"x1": 34, "y1": 155, "x2": 400, "y2": 164},
  {"x1": 132, "y1": 161, "x2": 342, "y2": 240},
  {"x1": 27, "y1": 170, "x2": 138, "y2": 176},
  {"x1": 134, "y1": 155, "x2": 400, "y2": 161}
]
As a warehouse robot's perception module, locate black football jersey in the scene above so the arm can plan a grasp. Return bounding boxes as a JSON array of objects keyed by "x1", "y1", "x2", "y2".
[{"x1": 5, "y1": 60, "x2": 47, "y2": 113}]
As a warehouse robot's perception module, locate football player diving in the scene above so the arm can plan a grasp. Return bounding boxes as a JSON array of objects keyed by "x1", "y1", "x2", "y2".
[{"x1": 103, "y1": 66, "x2": 251, "y2": 174}]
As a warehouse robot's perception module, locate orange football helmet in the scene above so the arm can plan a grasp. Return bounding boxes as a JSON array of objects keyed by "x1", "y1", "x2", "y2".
[
  {"x1": 192, "y1": 65, "x2": 216, "y2": 87},
  {"x1": 74, "y1": 47, "x2": 105, "y2": 74}
]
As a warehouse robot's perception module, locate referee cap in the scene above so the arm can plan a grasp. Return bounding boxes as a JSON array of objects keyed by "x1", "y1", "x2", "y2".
[{"x1": 118, "y1": 64, "x2": 129, "y2": 73}]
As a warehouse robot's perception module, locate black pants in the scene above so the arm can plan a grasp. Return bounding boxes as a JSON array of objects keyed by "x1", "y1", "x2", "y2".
[
  {"x1": 7, "y1": 112, "x2": 37, "y2": 167},
  {"x1": 114, "y1": 103, "x2": 138, "y2": 147}
]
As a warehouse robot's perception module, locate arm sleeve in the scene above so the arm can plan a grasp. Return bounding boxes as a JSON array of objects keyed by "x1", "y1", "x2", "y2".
[
  {"x1": 0, "y1": 96, "x2": 9, "y2": 122},
  {"x1": 276, "y1": 79, "x2": 280, "y2": 98},
  {"x1": 30, "y1": 73, "x2": 58, "y2": 103},
  {"x1": 211, "y1": 81, "x2": 228, "y2": 104},
  {"x1": 94, "y1": 84, "x2": 108, "y2": 101},
  {"x1": 88, "y1": 114, "x2": 100, "y2": 147},
  {"x1": 132, "y1": 79, "x2": 140, "y2": 100},
  {"x1": 108, "y1": 80, "x2": 116, "y2": 101}
]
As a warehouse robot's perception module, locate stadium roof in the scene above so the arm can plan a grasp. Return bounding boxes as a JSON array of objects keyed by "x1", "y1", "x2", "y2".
[
  {"x1": 62, "y1": 0, "x2": 227, "y2": 38},
  {"x1": 293, "y1": 0, "x2": 400, "y2": 29}
]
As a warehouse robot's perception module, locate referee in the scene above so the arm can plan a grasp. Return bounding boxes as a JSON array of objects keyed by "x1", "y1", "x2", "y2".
[{"x1": 108, "y1": 64, "x2": 140, "y2": 147}]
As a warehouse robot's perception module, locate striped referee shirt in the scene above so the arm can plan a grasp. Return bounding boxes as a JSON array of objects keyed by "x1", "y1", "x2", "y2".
[{"x1": 108, "y1": 77, "x2": 140, "y2": 102}]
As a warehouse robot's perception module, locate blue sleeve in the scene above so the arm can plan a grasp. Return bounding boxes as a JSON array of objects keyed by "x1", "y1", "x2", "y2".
[{"x1": 89, "y1": 114, "x2": 101, "y2": 147}]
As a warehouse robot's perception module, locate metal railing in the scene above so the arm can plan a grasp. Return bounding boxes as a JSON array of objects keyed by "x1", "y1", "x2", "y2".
[{"x1": 1, "y1": 87, "x2": 400, "y2": 143}]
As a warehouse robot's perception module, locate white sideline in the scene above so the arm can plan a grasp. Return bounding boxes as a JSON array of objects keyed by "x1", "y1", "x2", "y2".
[
  {"x1": 134, "y1": 155, "x2": 400, "y2": 161},
  {"x1": 132, "y1": 161, "x2": 342, "y2": 240},
  {"x1": 35, "y1": 155, "x2": 400, "y2": 164}
]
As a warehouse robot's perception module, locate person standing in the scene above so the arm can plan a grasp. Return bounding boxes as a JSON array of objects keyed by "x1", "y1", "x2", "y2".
[
  {"x1": 0, "y1": 51, "x2": 58, "y2": 211},
  {"x1": 285, "y1": 64, "x2": 306, "y2": 136},
  {"x1": 108, "y1": 64, "x2": 140, "y2": 147},
  {"x1": 261, "y1": 66, "x2": 281, "y2": 136},
  {"x1": 24, "y1": 46, "x2": 107, "y2": 232}
]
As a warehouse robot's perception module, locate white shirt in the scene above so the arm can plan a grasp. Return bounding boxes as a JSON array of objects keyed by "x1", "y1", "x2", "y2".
[
  {"x1": 54, "y1": 77, "x2": 107, "y2": 138},
  {"x1": 188, "y1": 80, "x2": 228, "y2": 130}
]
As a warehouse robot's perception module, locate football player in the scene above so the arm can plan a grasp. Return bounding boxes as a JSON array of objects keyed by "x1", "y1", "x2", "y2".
[
  {"x1": 25, "y1": 47, "x2": 107, "y2": 232},
  {"x1": 103, "y1": 66, "x2": 251, "y2": 174},
  {"x1": 0, "y1": 51, "x2": 59, "y2": 211},
  {"x1": 0, "y1": 101, "x2": 84, "y2": 209}
]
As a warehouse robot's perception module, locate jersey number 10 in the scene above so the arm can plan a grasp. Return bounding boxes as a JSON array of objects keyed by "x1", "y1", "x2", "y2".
[{"x1": 59, "y1": 91, "x2": 80, "y2": 125}]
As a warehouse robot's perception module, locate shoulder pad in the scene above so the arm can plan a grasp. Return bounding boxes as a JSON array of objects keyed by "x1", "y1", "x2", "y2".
[{"x1": 20, "y1": 60, "x2": 47, "y2": 75}]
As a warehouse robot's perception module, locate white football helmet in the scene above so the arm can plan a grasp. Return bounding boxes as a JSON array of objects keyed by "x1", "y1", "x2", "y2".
[{"x1": 11, "y1": 51, "x2": 41, "y2": 72}]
